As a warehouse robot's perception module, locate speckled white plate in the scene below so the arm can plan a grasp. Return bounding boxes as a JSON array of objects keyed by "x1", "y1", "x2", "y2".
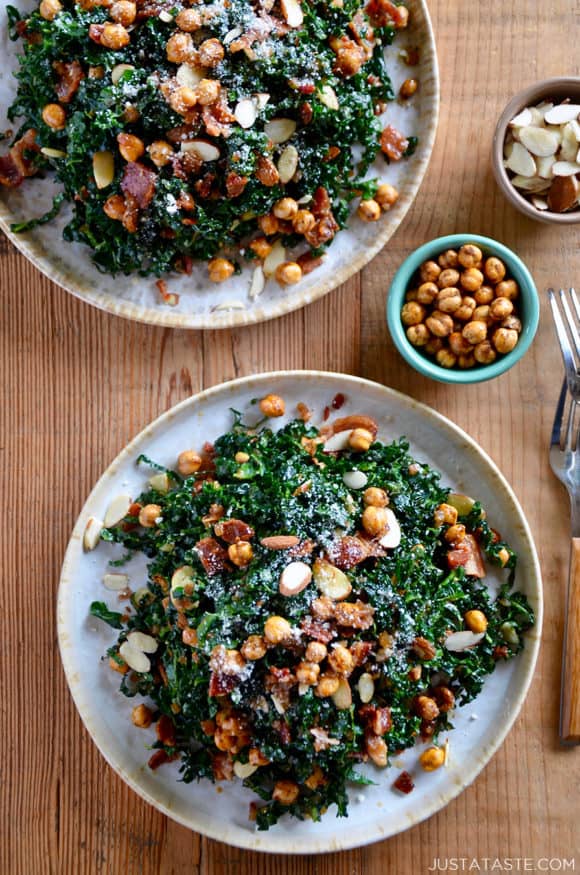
[
  {"x1": 58, "y1": 372, "x2": 542, "y2": 853},
  {"x1": 0, "y1": 1, "x2": 438, "y2": 328}
]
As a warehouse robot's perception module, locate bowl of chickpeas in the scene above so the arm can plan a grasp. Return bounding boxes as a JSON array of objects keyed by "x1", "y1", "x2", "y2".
[{"x1": 386, "y1": 235, "x2": 539, "y2": 383}]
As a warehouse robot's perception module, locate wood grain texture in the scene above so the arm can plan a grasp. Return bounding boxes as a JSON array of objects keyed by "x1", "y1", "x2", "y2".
[
  {"x1": 1, "y1": 0, "x2": 580, "y2": 871},
  {"x1": 560, "y1": 537, "x2": 580, "y2": 743}
]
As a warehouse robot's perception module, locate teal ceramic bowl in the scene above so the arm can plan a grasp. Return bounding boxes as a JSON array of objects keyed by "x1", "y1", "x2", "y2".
[{"x1": 386, "y1": 234, "x2": 539, "y2": 384}]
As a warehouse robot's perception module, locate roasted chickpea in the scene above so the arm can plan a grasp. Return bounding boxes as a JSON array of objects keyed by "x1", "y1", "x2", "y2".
[
  {"x1": 39, "y1": 0, "x2": 62, "y2": 19},
  {"x1": 434, "y1": 503, "x2": 458, "y2": 526},
  {"x1": 234, "y1": 451, "x2": 250, "y2": 464},
  {"x1": 375, "y1": 182, "x2": 399, "y2": 210},
  {"x1": 132, "y1": 703, "x2": 153, "y2": 728},
  {"x1": 492, "y1": 327, "x2": 518, "y2": 354},
  {"x1": 415, "y1": 695, "x2": 440, "y2": 721},
  {"x1": 247, "y1": 237, "x2": 271, "y2": 261},
  {"x1": 417, "y1": 281, "x2": 439, "y2": 305},
  {"x1": 425, "y1": 310, "x2": 453, "y2": 338},
  {"x1": 198, "y1": 37, "x2": 225, "y2": 66},
  {"x1": 123, "y1": 104, "x2": 139, "y2": 123},
  {"x1": 401, "y1": 301, "x2": 426, "y2": 326},
  {"x1": 147, "y1": 140, "x2": 173, "y2": 168},
  {"x1": 502, "y1": 315, "x2": 522, "y2": 333},
  {"x1": 462, "y1": 320, "x2": 488, "y2": 345},
  {"x1": 474, "y1": 339, "x2": 497, "y2": 365},
  {"x1": 489, "y1": 296, "x2": 513, "y2": 321},
  {"x1": 437, "y1": 287, "x2": 462, "y2": 314},
  {"x1": 139, "y1": 503, "x2": 162, "y2": 528},
  {"x1": 328, "y1": 644, "x2": 354, "y2": 676},
  {"x1": 495, "y1": 279, "x2": 519, "y2": 300},
  {"x1": 175, "y1": 7, "x2": 202, "y2": 30},
  {"x1": 438, "y1": 249, "x2": 459, "y2": 270},
  {"x1": 419, "y1": 260, "x2": 441, "y2": 284},
  {"x1": 228, "y1": 541, "x2": 253, "y2": 567},
  {"x1": 305, "y1": 641, "x2": 328, "y2": 662},
  {"x1": 362, "y1": 505, "x2": 389, "y2": 536},
  {"x1": 273, "y1": 197, "x2": 298, "y2": 220},
  {"x1": 42, "y1": 103, "x2": 66, "y2": 130},
  {"x1": 420, "y1": 746, "x2": 445, "y2": 772},
  {"x1": 259, "y1": 393, "x2": 285, "y2": 417},
  {"x1": 444, "y1": 523, "x2": 466, "y2": 544},
  {"x1": 272, "y1": 780, "x2": 300, "y2": 805},
  {"x1": 435, "y1": 348, "x2": 457, "y2": 369},
  {"x1": 100, "y1": 22, "x2": 130, "y2": 49},
  {"x1": 117, "y1": 132, "x2": 144, "y2": 162},
  {"x1": 264, "y1": 615, "x2": 292, "y2": 644},
  {"x1": 448, "y1": 331, "x2": 473, "y2": 356},
  {"x1": 400, "y1": 77, "x2": 418, "y2": 99},
  {"x1": 208, "y1": 257, "x2": 235, "y2": 283},
  {"x1": 484, "y1": 256, "x2": 506, "y2": 284},
  {"x1": 275, "y1": 261, "x2": 303, "y2": 286},
  {"x1": 458, "y1": 243, "x2": 483, "y2": 269},
  {"x1": 458, "y1": 352, "x2": 476, "y2": 369},
  {"x1": 472, "y1": 305, "x2": 491, "y2": 323},
  {"x1": 465, "y1": 609, "x2": 488, "y2": 634},
  {"x1": 169, "y1": 85, "x2": 198, "y2": 113},
  {"x1": 315, "y1": 674, "x2": 340, "y2": 697},
  {"x1": 454, "y1": 296, "x2": 476, "y2": 321},
  {"x1": 474, "y1": 285, "x2": 494, "y2": 305},
  {"x1": 166, "y1": 31, "x2": 194, "y2": 63},
  {"x1": 349, "y1": 428, "x2": 374, "y2": 452},
  {"x1": 110, "y1": 0, "x2": 136, "y2": 26},
  {"x1": 196, "y1": 78, "x2": 221, "y2": 106},
  {"x1": 296, "y1": 661, "x2": 321, "y2": 685},
  {"x1": 425, "y1": 336, "x2": 444, "y2": 355},
  {"x1": 460, "y1": 267, "x2": 484, "y2": 292},
  {"x1": 438, "y1": 268, "x2": 460, "y2": 289},
  {"x1": 292, "y1": 209, "x2": 316, "y2": 234},
  {"x1": 357, "y1": 198, "x2": 381, "y2": 221},
  {"x1": 405, "y1": 289, "x2": 419, "y2": 302},
  {"x1": 103, "y1": 194, "x2": 126, "y2": 221},
  {"x1": 258, "y1": 214, "x2": 279, "y2": 236},
  {"x1": 177, "y1": 449, "x2": 202, "y2": 475},
  {"x1": 406, "y1": 324, "x2": 430, "y2": 347}
]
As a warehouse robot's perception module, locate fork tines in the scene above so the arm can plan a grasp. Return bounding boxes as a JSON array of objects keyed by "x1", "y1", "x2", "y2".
[{"x1": 549, "y1": 288, "x2": 580, "y2": 387}]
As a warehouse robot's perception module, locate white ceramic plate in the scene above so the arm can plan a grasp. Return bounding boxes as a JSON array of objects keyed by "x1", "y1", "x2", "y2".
[
  {"x1": 0, "y1": 1, "x2": 438, "y2": 328},
  {"x1": 58, "y1": 372, "x2": 542, "y2": 853}
]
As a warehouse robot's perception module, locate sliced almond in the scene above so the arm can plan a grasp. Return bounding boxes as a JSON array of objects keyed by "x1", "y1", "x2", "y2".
[
  {"x1": 223, "y1": 25, "x2": 242, "y2": 44},
  {"x1": 83, "y1": 517, "x2": 103, "y2": 551},
  {"x1": 249, "y1": 265, "x2": 265, "y2": 300},
  {"x1": 342, "y1": 470, "x2": 368, "y2": 490},
  {"x1": 41, "y1": 147, "x2": 66, "y2": 158},
  {"x1": 181, "y1": 139, "x2": 220, "y2": 162},
  {"x1": 280, "y1": 0, "x2": 303, "y2": 27},
  {"x1": 357, "y1": 672, "x2": 375, "y2": 704},
  {"x1": 254, "y1": 92, "x2": 270, "y2": 110},
  {"x1": 447, "y1": 493, "x2": 476, "y2": 516},
  {"x1": 444, "y1": 631, "x2": 485, "y2": 652},
  {"x1": 528, "y1": 106, "x2": 547, "y2": 127},
  {"x1": 277, "y1": 144, "x2": 299, "y2": 183},
  {"x1": 332, "y1": 678, "x2": 352, "y2": 710},
  {"x1": 212, "y1": 300, "x2": 246, "y2": 311},
  {"x1": 264, "y1": 118, "x2": 296, "y2": 144},
  {"x1": 234, "y1": 98, "x2": 257, "y2": 129},
  {"x1": 544, "y1": 104, "x2": 580, "y2": 125},
  {"x1": 318, "y1": 85, "x2": 339, "y2": 110},
  {"x1": 560, "y1": 123, "x2": 580, "y2": 162},
  {"x1": 176, "y1": 63, "x2": 205, "y2": 89},
  {"x1": 548, "y1": 174, "x2": 579, "y2": 212},
  {"x1": 263, "y1": 239, "x2": 286, "y2": 277},
  {"x1": 518, "y1": 125, "x2": 559, "y2": 157},
  {"x1": 536, "y1": 154, "x2": 556, "y2": 179},
  {"x1": 92, "y1": 151, "x2": 115, "y2": 189},
  {"x1": 127, "y1": 630, "x2": 158, "y2": 653},
  {"x1": 103, "y1": 494, "x2": 132, "y2": 528},
  {"x1": 103, "y1": 573, "x2": 129, "y2": 591},
  {"x1": 119, "y1": 641, "x2": 151, "y2": 673},
  {"x1": 552, "y1": 161, "x2": 580, "y2": 176},
  {"x1": 504, "y1": 142, "x2": 536, "y2": 177},
  {"x1": 149, "y1": 472, "x2": 171, "y2": 493},
  {"x1": 261, "y1": 535, "x2": 300, "y2": 549},
  {"x1": 511, "y1": 175, "x2": 551, "y2": 192},
  {"x1": 111, "y1": 63, "x2": 135, "y2": 84},
  {"x1": 171, "y1": 565, "x2": 196, "y2": 591},
  {"x1": 569, "y1": 120, "x2": 580, "y2": 142},
  {"x1": 378, "y1": 508, "x2": 401, "y2": 549},
  {"x1": 313, "y1": 558, "x2": 352, "y2": 600},
  {"x1": 158, "y1": 9, "x2": 173, "y2": 21},
  {"x1": 531, "y1": 196, "x2": 549, "y2": 211},
  {"x1": 233, "y1": 761, "x2": 258, "y2": 779},
  {"x1": 508, "y1": 108, "x2": 532, "y2": 128},
  {"x1": 279, "y1": 561, "x2": 312, "y2": 596}
]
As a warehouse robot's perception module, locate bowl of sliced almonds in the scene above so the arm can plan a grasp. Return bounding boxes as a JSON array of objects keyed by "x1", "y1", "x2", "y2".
[{"x1": 492, "y1": 77, "x2": 580, "y2": 224}]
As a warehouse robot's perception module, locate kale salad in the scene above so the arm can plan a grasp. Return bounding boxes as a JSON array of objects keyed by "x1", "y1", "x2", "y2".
[
  {"x1": 85, "y1": 392, "x2": 535, "y2": 829},
  {"x1": 1, "y1": 0, "x2": 415, "y2": 300}
]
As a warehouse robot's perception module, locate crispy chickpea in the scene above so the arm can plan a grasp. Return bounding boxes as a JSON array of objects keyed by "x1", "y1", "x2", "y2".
[
  {"x1": 448, "y1": 332, "x2": 473, "y2": 356},
  {"x1": 425, "y1": 310, "x2": 453, "y2": 338},
  {"x1": 489, "y1": 296, "x2": 513, "y2": 321},
  {"x1": 472, "y1": 305, "x2": 491, "y2": 323},
  {"x1": 473, "y1": 340, "x2": 497, "y2": 365},
  {"x1": 196, "y1": 79, "x2": 221, "y2": 106},
  {"x1": 419, "y1": 260, "x2": 441, "y2": 284},
  {"x1": 166, "y1": 31, "x2": 194, "y2": 63},
  {"x1": 406, "y1": 324, "x2": 430, "y2": 347},
  {"x1": 109, "y1": 655, "x2": 129, "y2": 674},
  {"x1": 110, "y1": 0, "x2": 136, "y2": 26},
  {"x1": 123, "y1": 104, "x2": 139, "y2": 123},
  {"x1": 170, "y1": 86, "x2": 198, "y2": 113},
  {"x1": 465, "y1": 609, "x2": 488, "y2": 634},
  {"x1": 434, "y1": 503, "x2": 458, "y2": 526},
  {"x1": 275, "y1": 262, "x2": 302, "y2": 286},
  {"x1": 437, "y1": 287, "x2": 462, "y2": 314},
  {"x1": 400, "y1": 77, "x2": 418, "y2": 99},
  {"x1": 100, "y1": 22, "x2": 130, "y2": 49},
  {"x1": 208, "y1": 257, "x2": 235, "y2": 283},
  {"x1": 103, "y1": 194, "x2": 126, "y2": 221},
  {"x1": 484, "y1": 256, "x2": 506, "y2": 284},
  {"x1": 177, "y1": 449, "x2": 202, "y2": 475},
  {"x1": 458, "y1": 352, "x2": 476, "y2": 368},
  {"x1": 419, "y1": 746, "x2": 445, "y2": 772},
  {"x1": 264, "y1": 615, "x2": 292, "y2": 644},
  {"x1": 497, "y1": 547, "x2": 510, "y2": 567},
  {"x1": 148, "y1": 140, "x2": 173, "y2": 168},
  {"x1": 363, "y1": 486, "x2": 388, "y2": 507},
  {"x1": 417, "y1": 281, "x2": 439, "y2": 305},
  {"x1": 305, "y1": 641, "x2": 328, "y2": 663},
  {"x1": 296, "y1": 660, "x2": 321, "y2": 685},
  {"x1": 39, "y1": 0, "x2": 62, "y2": 19},
  {"x1": 458, "y1": 243, "x2": 483, "y2": 269},
  {"x1": 175, "y1": 7, "x2": 202, "y2": 30},
  {"x1": 42, "y1": 103, "x2": 66, "y2": 130},
  {"x1": 435, "y1": 348, "x2": 457, "y2": 369},
  {"x1": 88, "y1": 65, "x2": 104, "y2": 79},
  {"x1": 425, "y1": 336, "x2": 444, "y2": 355},
  {"x1": 234, "y1": 451, "x2": 250, "y2": 464},
  {"x1": 349, "y1": 428, "x2": 374, "y2": 452},
  {"x1": 475, "y1": 285, "x2": 494, "y2": 305},
  {"x1": 502, "y1": 315, "x2": 522, "y2": 333},
  {"x1": 132, "y1": 703, "x2": 153, "y2": 728},
  {"x1": 249, "y1": 236, "x2": 272, "y2": 259},
  {"x1": 357, "y1": 198, "x2": 381, "y2": 222},
  {"x1": 438, "y1": 249, "x2": 459, "y2": 270},
  {"x1": 292, "y1": 209, "x2": 316, "y2": 234},
  {"x1": 375, "y1": 182, "x2": 399, "y2": 211},
  {"x1": 495, "y1": 279, "x2": 519, "y2": 300},
  {"x1": 415, "y1": 695, "x2": 440, "y2": 721},
  {"x1": 259, "y1": 393, "x2": 285, "y2": 417},
  {"x1": 117, "y1": 132, "x2": 144, "y2": 162},
  {"x1": 462, "y1": 320, "x2": 488, "y2": 345},
  {"x1": 438, "y1": 268, "x2": 460, "y2": 289},
  {"x1": 228, "y1": 541, "x2": 253, "y2": 567},
  {"x1": 492, "y1": 327, "x2": 518, "y2": 354},
  {"x1": 401, "y1": 301, "x2": 426, "y2": 325},
  {"x1": 273, "y1": 197, "x2": 298, "y2": 220},
  {"x1": 460, "y1": 267, "x2": 484, "y2": 292},
  {"x1": 454, "y1": 296, "x2": 476, "y2": 321},
  {"x1": 315, "y1": 674, "x2": 340, "y2": 697},
  {"x1": 362, "y1": 505, "x2": 389, "y2": 536},
  {"x1": 139, "y1": 503, "x2": 162, "y2": 528},
  {"x1": 272, "y1": 780, "x2": 300, "y2": 805},
  {"x1": 241, "y1": 635, "x2": 267, "y2": 660},
  {"x1": 444, "y1": 523, "x2": 466, "y2": 544},
  {"x1": 198, "y1": 37, "x2": 225, "y2": 67},
  {"x1": 328, "y1": 644, "x2": 354, "y2": 676},
  {"x1": 258, "y1": 214, "x2": 279, "y2": 236}
]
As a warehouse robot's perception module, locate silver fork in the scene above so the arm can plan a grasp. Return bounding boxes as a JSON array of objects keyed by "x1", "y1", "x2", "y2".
[{"x1": 548, "y1": 287, "x2": 580, "y2": 396}]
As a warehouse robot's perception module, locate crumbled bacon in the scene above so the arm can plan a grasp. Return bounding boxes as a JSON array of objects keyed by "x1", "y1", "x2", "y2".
[
  {"x1": 366, "y1": 0, "x2": 407, "y2": 28},
  {"x1": 229, "y1": 11, "x2": 289, "y2": 53},
  {"x1": 88, "y1": 23, "x2": 105, "y2": 44},
  {"x1": 300, "y1": 616, "x2": 336, "y2": 644},
  {"x1": 380, "y1": 124, "x2": 409, "y2": 161},
  {"x1": 214, "y1": 518, "x2": 255, "y2": 543},
  {"x1": 53, "y1": 60, "x2": 84, "y2": 104},
  {"x1": 211, "y1": 751, "x2": 234, "y2": 780},
  {"x1": 156, "y1": 714, "x2": 176, "y2": 746},
  {"x1": 195, "y1": 537, "x2": 231, "y2": 575},
  {"x1": 121, "y1": 161, "x2": 157, "y2": 209},
  {"x1": 327, "y1": 536, "x2": 370, "y2": 570},
  {"x1": 194, "y1": 172, "x2": 216, "y2": 199},
  {"x1": 393, "y1": 770, "x2": 414, "y2": 794},
  {"x1": 225, "y1": 171, "x2": 248, "y2": 198},
  {"x1": 202, "y1": 97, "x2": 235, "y2": 138},
  {"x1": 359, "y1": 704, "x2": 391, "y2": 735},
  {"x1": 0, "y1": 129, "x2": 40, "y2": 188},
  {"x1": 447, "y1": 534, "x2": 485, "y2": 578},
  {"x1": 122, "y1": 193, "x2": 140, "y2": 233},
  {"x1": 209, "y1": 671, "x2": 238, "y2": 696},
  {"x1": 296, "y1": 252, "x2": 323, "y2": 275},
  {"x1": 148, "y1": 750, "x2": 170, "y2": 770}
]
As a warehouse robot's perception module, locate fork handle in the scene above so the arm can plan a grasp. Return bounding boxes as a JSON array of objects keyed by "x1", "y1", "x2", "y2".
[{"x1": 560, "y1": 537, "x2": 580, "y2": 744}]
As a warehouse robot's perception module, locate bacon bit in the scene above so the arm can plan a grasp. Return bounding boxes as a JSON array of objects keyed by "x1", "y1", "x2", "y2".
[
  {"x1": 202, "y1": 503, "x2": 225, "y2": 526},
  {"x1": 310, "y1": 727, "x2": 340, "y2": 751},
  {"x1": 229, "y1": 11, "x2": 289, "y2": 53},
  {"x1": 214, "y1": 518, "x2": 255, "y2": 543},
  {"x1": 393, "y1": 770, "x2": 414, "y2": 794},
  {"x1": 88, "y1": 23, "x2": 105, "y2": 44},
  {"x1": 53, "y1": 60, "x2": 84, "y2": 103},
  {"x1": 288, "y1": 538, "x2": 315, "y2": 558},
  {"x1": 323, "y1": 406, "x2": 330, "y2": 421},
  {"x1": 175, "y1": 254, "x2": 194, "y2": 274},
  {"x1": 296, "y1": 252, "x2": 323, "y2": 275},
  {"x1": 350, "y1": 640, "x2": 374, "y2": 666},
  {"x1": 195, "y1": 537, "x2": 231, "y2": 575},
  {"x1": 201, "y1": 718, "x2": 216, "y2": 735},
  {"x1": 202, "y1": 97, "x2": 235, "y2": 138},
  {"x1": 225, "y1": 171, "x2": 249, "y2": 197},
  {"x1": 366, "y1": 0, "x2": 407, "y2": 28},
  {"x1": 300, "y1": 616, "x2": 336, "y2": 643},
  {"x1": 148, "y1": 749, "x2": 169, "y2": 770},
  {"x1": 332, "y1": 393, "x2": 346, "y2": 410},
  {"x1": 447, "y1": 534, "x2": 485, "y2": 578},
  {"x1": 209, "y1": 671, "x2": 238, "y2": 696},
  {"x1": 156, "y1": 714, "x2": 176, "y2": 746},
  {"x1": 327, "y1": 536, "x2": 370, "y2": 570},
  {"x1": 268, "y1": 666, "x2": 296, "y2": 686},
  {"x1": 296, "y1": 402, "x2": 311, "y2": 422},
  {"x1": 122, "y1": 194, "x2": 140, "y2": 234},
  {"x1": 156, "y1": 278, "x2": 179, "y2": 307},
  {"x1": 493, "y1": 645, "x2": 509, "y2": 661},
  {"x1": 311, "y1": 186, "x2": 332, "y2": 218},
  {"x1": 359, "y1": 704, "x2": 391, "y2": 735},
  {"x1": 320, "y1": 414, "x2": 378, "y2": 440},
  {"x1": 0, "y1": 129, "x2": 40, "y2": 188},
  {"x1": 380, "y1": 124, "x2": 409, "y2": 161},
  {"x1": 194, "y1": 172, "x2": 216, "y2": 199},
  {"x1": 127, "y1": 502, "x2": 142, "y2": 517},
  {"x1": 289, "y1": 77, "x2": 316, "y2": 94},
  {"x1": 300, "y1": 101, "x2": 313, "y2": 125},
  {"x1": 121, "y1": 161, "x2": 157, "y2": 209},
  {"x1": 211, "y1": 751, "x2": 234, "y2": 780},
  {"x1": 158, "y1": 662, "x2": 169, "y2": 686},
  {"x1": 272, "y1": 719, "x2": 291, "y2": 744}
]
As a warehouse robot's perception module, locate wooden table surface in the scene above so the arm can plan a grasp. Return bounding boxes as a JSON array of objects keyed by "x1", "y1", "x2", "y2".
[{"x1": 2, "y1": 0, "x2": 580, "y2": 871}]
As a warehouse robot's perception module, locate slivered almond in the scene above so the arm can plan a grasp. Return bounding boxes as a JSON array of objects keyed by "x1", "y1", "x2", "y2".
[
  {"x1": 357, "y1": 672, "x2": 375, "y2": 703},
  {"x1": 171, "y1": 565, "x2": 196, "y2": 591},
  {"x1": 176, "y1": 63, "x2": 205, "y2": 89},
  {"x1": 280, "y1": 0, "x2": 303, "y2": 28},
  {"x1": 233, "y1": 761, "x2": 258, "y2": 779},
  {"x1": 181, "y1": 139, "x2": 220, "y2": 162},
  {"x1": 223, "y1": 25, "x2": 242, "y2": 44},
  {"x1": 279, "y1": 561, "x2": 312, "y2": 596},
  {"x1": 277, "y1": 144, "x2": 299, "y2": 183},
  {"x1": 83, "y1": 517, "x2": 103, "y2": 551},
  {"x1": 321, "y1": 415, "x2": 378, "y2": 440},
  {"x1": 93, "y1": 151, "x2": 114, "y2": 189},
  {"x1": 41, "y1": 147, "x2": 66, "y2": 158},
  {"x1": 111, "y1": 63, "x2": 135, "y2": 84},
  {"x1": 119, "y1": 641, "x2": 151, "y2": 673},
  {"x1": 103, "y1": 573, "x2": 129, "y2": 591},
  {"x1": 158, "y1": 9, "x2": 173, "y2": 21},
  {"x1": 318, "y1": 85, "x2": 339, "y2": 110},
  {"x1": 234, "y1": 98, "x2": 257, "y2": 129},
  {"x1": 509, "y1": 108, "x2": 533, "y2": 128},
  {"x1": 249, "y1": 265, "x2": 265, "y2": 300},
  {"x1": 378, "y1": 508, "x2": 401, "y2": 549},
  {"x1": 149, "y1": 472, "x2": 171, "y2": 493},
  {"x1": 264, "y1": 118, "x2": 296, "y2": 144},
  {"x1": 518, "y1": 125, "x2": 559, "y2": 157},
  {"x1": 444, "y1": 631, "x2": 485, "y2": 652},
  {"x1": 254, "y1": 92, "x2": 270, "y2": 110},
  {"x1": 552, "y1": 161, "x2": 580, "y2": 176},
  {"x1": 504, "y1": 141, "x2": 536, "y2": 177},
  {"x1": 263, "y1": 239, "x2": 286, "y2": 277},
  {"x1": 104, "y1": 494, "x2": 132, "y2": 528},
  {"x1": 544, "y1": 104, "x2": 580, "y2": 125},
  {"x1": 313, "y1": 558, "x2": 352, "y2": 600},
  {"x1": 261, "y1": 535, "x2": 300, "y2": 549},
  {"x1": 332, "y1": 678, "x2": 352, "y2": 710},
  {"x1": 127, "y1": 631, "x2": 158, "y2": 653},
  {"x1": 322, "y1": 431, "x2": 352, "y2": 452}
]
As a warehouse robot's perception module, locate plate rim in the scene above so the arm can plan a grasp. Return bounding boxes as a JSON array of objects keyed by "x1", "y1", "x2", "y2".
[
  {"x1": 0, "y1": 0, "x2": 439, "y2": 329},
  {"x1": 57, "y1": 370, "x2": 543, "y2": 854}
]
